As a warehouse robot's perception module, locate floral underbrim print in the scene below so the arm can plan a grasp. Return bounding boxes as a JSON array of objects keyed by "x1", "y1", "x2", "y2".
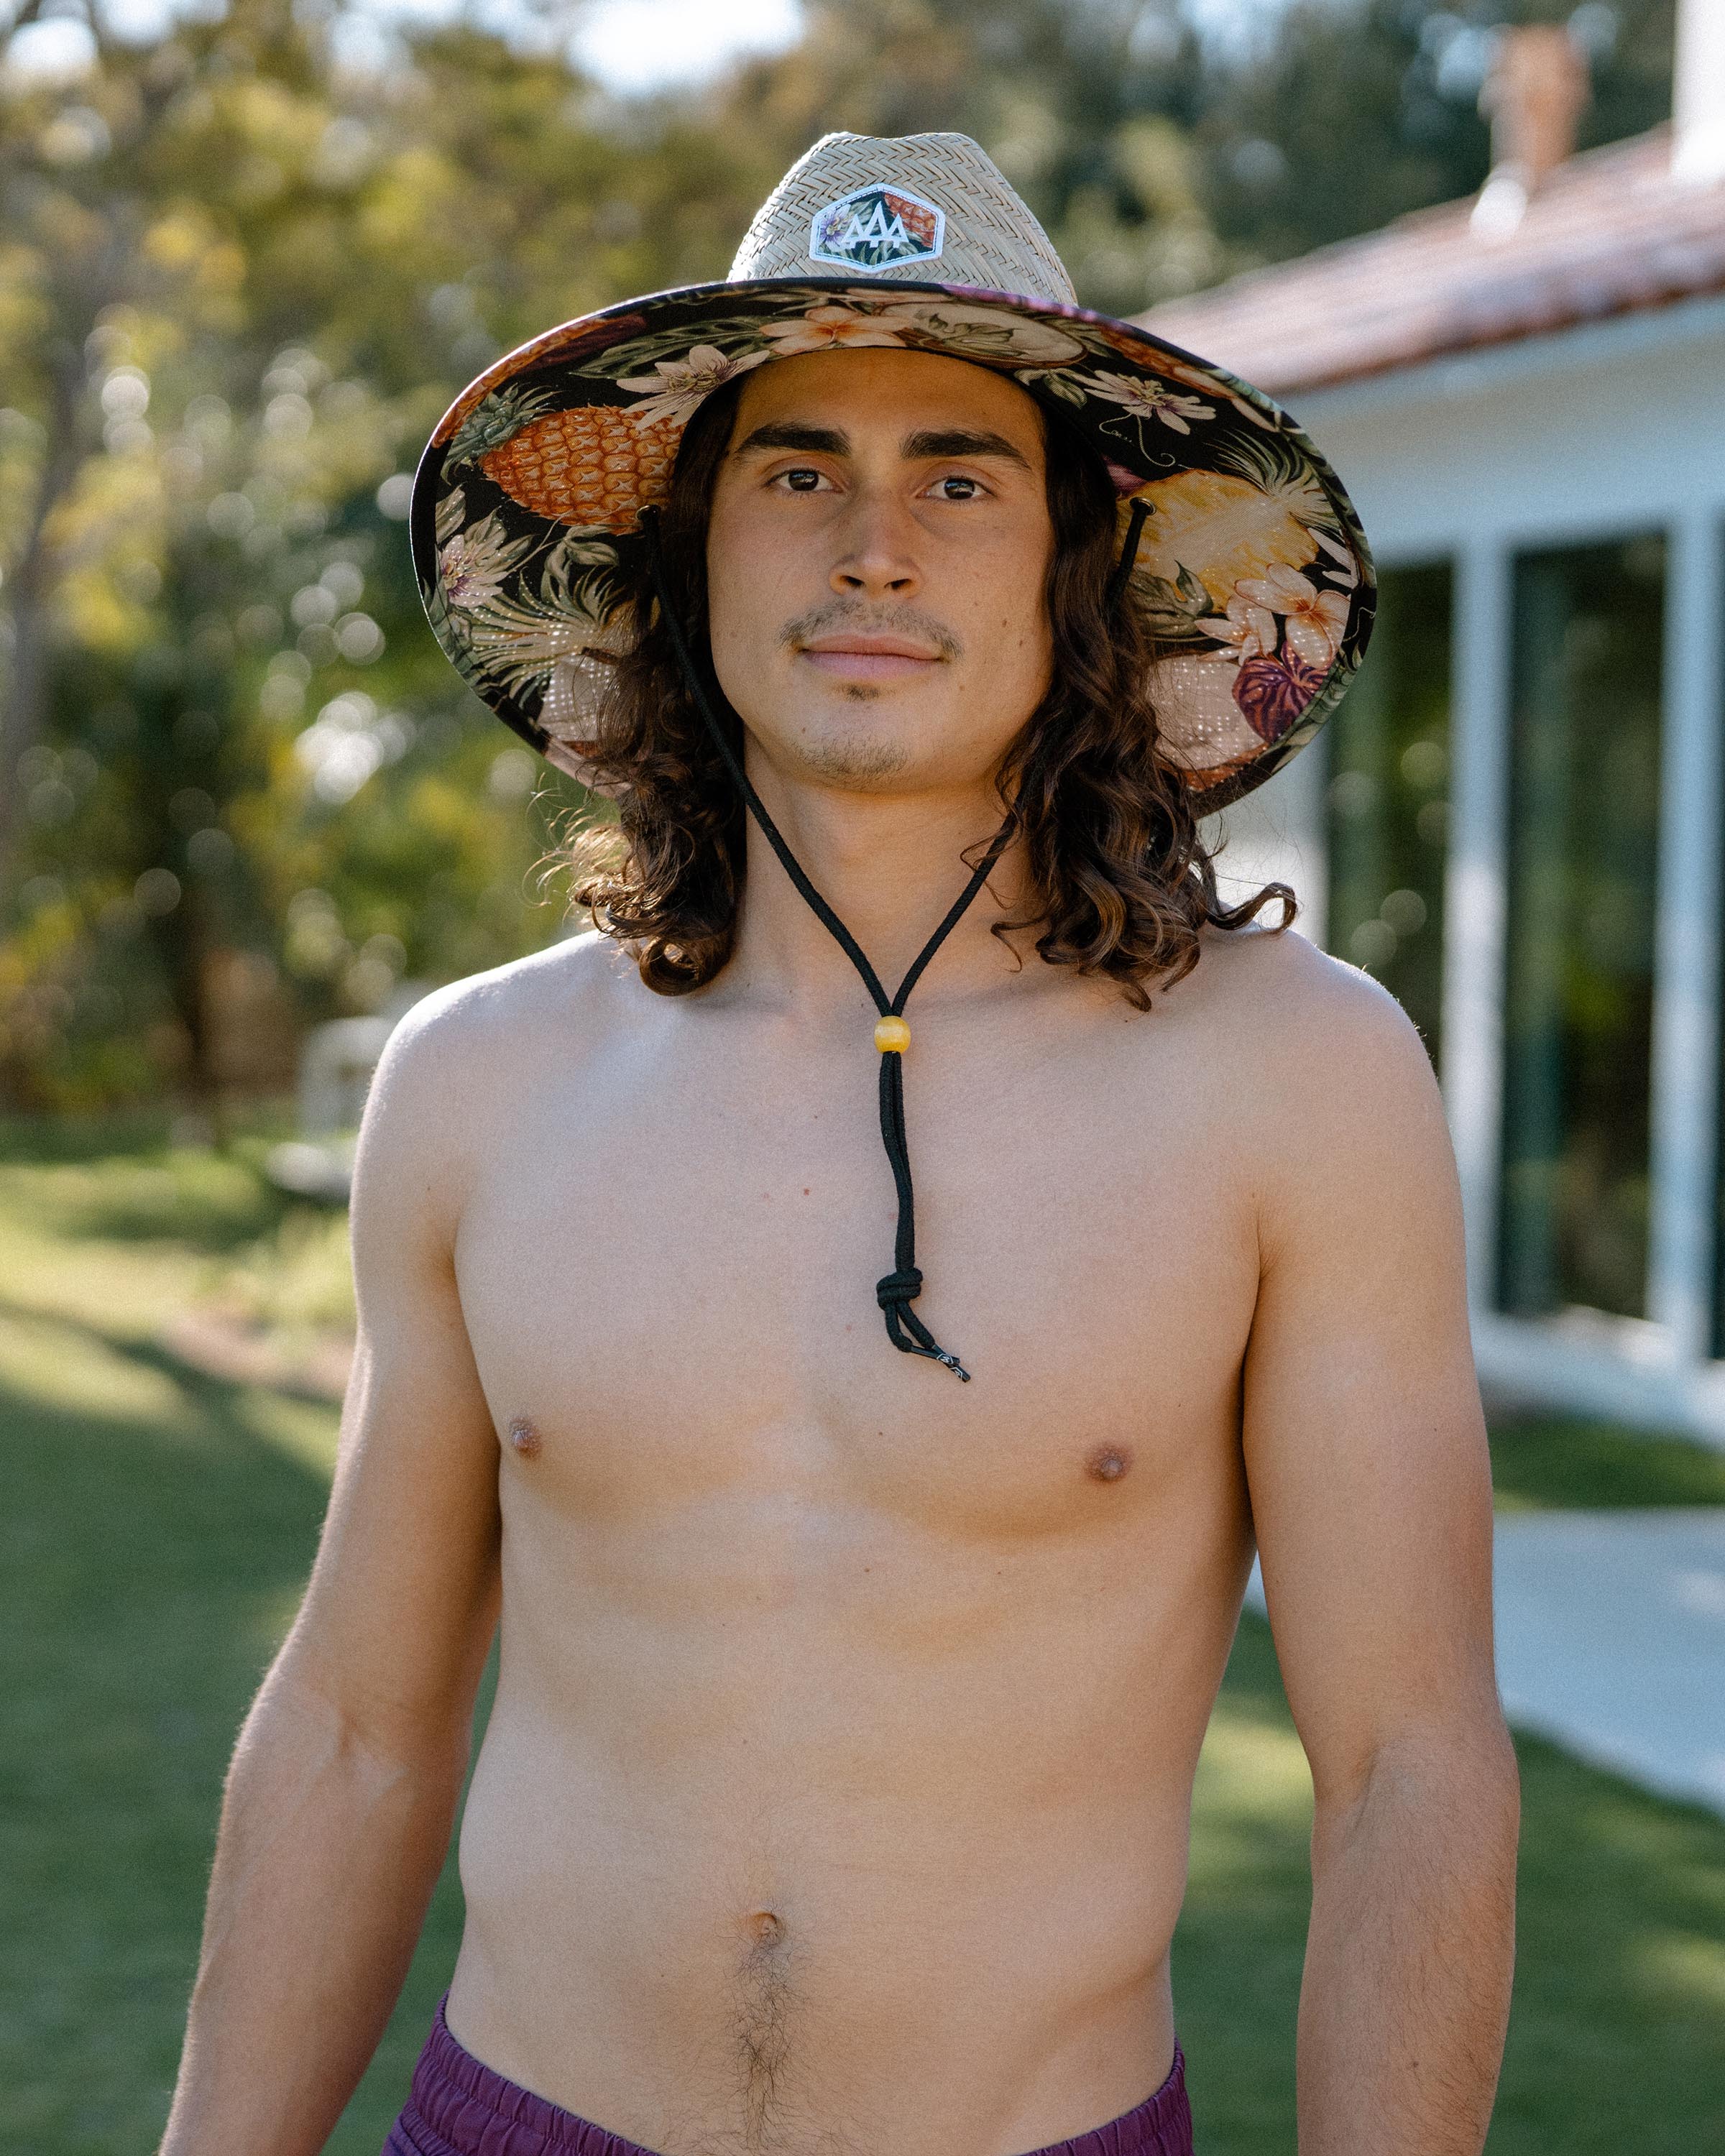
[{"x1": 412, "y1": 278, "x2": 1375, "y2": 813}]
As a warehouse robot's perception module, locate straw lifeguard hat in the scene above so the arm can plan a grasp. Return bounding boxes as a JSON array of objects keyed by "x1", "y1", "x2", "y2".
[{"x1": 412, "y1": 131, "x2": 1374, "y2": 813}]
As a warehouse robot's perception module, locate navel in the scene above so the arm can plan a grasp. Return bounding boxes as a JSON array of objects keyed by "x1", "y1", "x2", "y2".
[
  {"x1": 1086, "y1": 1443, "x2": 1132, "y2": 1483},
  {"x1": 745, "y1": 1909, "x2": 785, "y2": 1950},
  {"x1": 507, "y1": 1415, "x2": 543, "y2": 1460}
]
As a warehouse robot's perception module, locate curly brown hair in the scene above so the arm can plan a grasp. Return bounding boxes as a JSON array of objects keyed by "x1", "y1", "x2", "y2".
[{"x1": 569, "y1": 374, "x2": 1292, "y2": 1006}]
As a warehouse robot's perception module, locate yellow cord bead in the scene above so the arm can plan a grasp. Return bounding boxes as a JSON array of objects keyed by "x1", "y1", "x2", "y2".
[{"x1": 874, "y1": 1015, "x2": 911, "y2": 1055}]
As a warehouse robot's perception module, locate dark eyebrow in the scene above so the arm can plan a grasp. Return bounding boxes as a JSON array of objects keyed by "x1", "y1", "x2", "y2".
[
  {"x1": 730, "y1": 420, "x2": 1033, "y2": 471},
  {"x1": 901, "y1": 428, "x2": 1031, "y2": 471},
  {"x1": 731, "y1": 422, "x2": 850, "y2": 458}
]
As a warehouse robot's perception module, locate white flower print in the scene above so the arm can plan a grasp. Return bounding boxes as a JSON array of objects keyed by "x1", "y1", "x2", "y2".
[
  {"x1": 1232, "y1": 564, "x2": 1349, "y2": 668},
  {"x1": 438, "y1": 510, "x2": 535, "y2": 614},
  {"x1": 617, "y1": 342, "x2": 771, "y2": 427},
  {"x1": 871, "y1": 301, "x2": 1087, "y2": 367},
  {"x1": 1072, "y1": 370, "x2": 1215, "y2": 433},
  {"x1": 1205, "y1": 592, "x2": 1278, "y2": 662},
  {"x1": 1153, "y1": 351, "x2": 1279, "y2": 432},
  {"x1": 757, "y1": 305, "x2": 914, "y2": 356}
]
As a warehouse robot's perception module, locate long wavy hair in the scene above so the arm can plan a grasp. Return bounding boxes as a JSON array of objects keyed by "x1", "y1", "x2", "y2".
[{"x1": 569, "y1": 374, "x2": 1292, "y2": 1007}]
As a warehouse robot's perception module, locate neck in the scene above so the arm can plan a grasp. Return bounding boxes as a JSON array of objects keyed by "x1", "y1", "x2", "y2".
[{"x1": 724, "y1": 748, "x2": 1024, "y2": 1018}]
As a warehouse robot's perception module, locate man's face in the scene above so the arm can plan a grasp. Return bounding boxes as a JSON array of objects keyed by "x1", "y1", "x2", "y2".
[{"x1": 704, "y1": 349, "x2": 1054, "y2": 796}]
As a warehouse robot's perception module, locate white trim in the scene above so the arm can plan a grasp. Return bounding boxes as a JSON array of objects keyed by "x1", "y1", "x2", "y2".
[
  {"x1": 1647, "y1": 509, "x2": 1725, "y2": 1357},
  {"x1": 1287, "y1": 290, "x2": 1725, "y2": 430},
  {"x1": 1443, "y1": 540, "x2": 1512, "y2": 1311},
  {"x1": 1675, "y1": 0, "x2": 1725, "y2": 186},
  {"x1": 1474, "y1": 1310, "x2": 1725, "y2": 1452}
]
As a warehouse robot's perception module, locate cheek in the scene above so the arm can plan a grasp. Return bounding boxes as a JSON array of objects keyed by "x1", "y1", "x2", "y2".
[
  {"x1": 705, "y1": 502, "x2": 799, "y2": 658},
  {"x1": 967, "y1": 539, "x2": 1054, "y2": 684},
  {"x1": 704, "y1": 525, "x2": 762, "y2": 673}
]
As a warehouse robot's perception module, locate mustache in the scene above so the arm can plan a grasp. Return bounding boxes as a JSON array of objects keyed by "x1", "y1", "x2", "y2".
[{"x1": 776, "y1": 599, "x2": 964, "y2": 663}]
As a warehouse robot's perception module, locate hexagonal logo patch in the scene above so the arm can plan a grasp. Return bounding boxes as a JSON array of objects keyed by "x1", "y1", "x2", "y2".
[{"x1": 809, "y1": 183, "x2": 946, "y2": 272}]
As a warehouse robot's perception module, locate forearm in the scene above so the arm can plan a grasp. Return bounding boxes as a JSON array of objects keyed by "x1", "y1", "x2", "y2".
[
  {"x1": 160, "y1": 1657, "x2": 469, "y2": 2156},
  {"x1": 1297, "y1": 1726, "x2": 1519, "y2": 2156}
]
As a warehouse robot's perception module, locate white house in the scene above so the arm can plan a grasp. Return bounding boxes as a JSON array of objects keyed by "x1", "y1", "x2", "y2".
[{"x1": 1143, "y1": 0, "x2": 1725, "y2": 1445}]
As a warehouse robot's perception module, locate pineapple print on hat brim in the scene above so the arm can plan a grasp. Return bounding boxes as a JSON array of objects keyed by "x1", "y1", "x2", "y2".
[
  {"x1": 413, "y1": 130, "x2": 1374, "y2": 814},
  {"x1": 454, "y1": 392, "x2": 682, "y2": 534}
]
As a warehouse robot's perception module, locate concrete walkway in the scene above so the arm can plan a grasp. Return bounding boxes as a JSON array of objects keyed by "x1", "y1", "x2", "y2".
[{"x1": 1246, "y1": 1508, "x2": 1725, "y2": 1819}]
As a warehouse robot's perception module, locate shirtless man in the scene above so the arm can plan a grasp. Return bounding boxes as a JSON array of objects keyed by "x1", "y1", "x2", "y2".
[{"x1": 160, "y1": 135, "x2": 1517, "y2": 2156}]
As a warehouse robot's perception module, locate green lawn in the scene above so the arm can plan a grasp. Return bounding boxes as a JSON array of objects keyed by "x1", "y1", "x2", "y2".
[{"x1": 2, "y1": 1120, "x2": 1722, "y2": 2155}]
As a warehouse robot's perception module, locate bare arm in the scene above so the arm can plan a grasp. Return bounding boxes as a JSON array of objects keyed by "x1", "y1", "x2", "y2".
[
  {"x1": 160, "y1": 990, "x2": 504, "y2": 2156},
  {"x1": 1240, "y1": 956, "x2": 1518, "y2": 2156}
]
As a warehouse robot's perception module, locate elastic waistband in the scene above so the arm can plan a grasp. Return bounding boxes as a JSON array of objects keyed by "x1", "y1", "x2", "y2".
[{"x1": 394, "y1": 1993, "x2": 1193, "y2": 2156}]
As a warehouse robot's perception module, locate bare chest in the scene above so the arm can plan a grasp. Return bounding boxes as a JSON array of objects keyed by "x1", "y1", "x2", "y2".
[{"x1": 451, "y1": 992, "x2": 1259, "y2": 1535}]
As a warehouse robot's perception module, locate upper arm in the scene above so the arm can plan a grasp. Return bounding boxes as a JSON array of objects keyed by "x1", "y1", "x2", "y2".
[
  {"x1": 1238, "y1": 958, "x2": 1499, "y2": 1804},
  {"x1": 280, "y1": 985, "x2": 503, "y2": 1759}
]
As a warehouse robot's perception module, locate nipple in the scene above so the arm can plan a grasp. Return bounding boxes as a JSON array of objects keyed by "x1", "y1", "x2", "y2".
[
  {"x1": 507, "y1": 1416, "x2": 543, "y2": 1460},
  {"x1": 1086, "y1": 1445, "x2": 1132, "y2": 1483}
]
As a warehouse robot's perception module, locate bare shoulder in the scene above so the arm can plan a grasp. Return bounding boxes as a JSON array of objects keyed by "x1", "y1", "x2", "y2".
[
  {"x1": 1173, "y1": 918, "x2": 1432, "y2": 1072},
  {"x1": 1154, "y1": 920, "x2": 1450, "y2": 1193},
  {"x1": 385, "y1": 924, "x2": 630, "y2": 1069},
  {"x1": 352, "y1": 929, "x2": 633, "y2": 1245}
]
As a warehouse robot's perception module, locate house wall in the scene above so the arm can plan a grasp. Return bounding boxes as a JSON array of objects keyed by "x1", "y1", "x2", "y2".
[{"x1": 1214, "y1": 292, "x2": 1725, "y2": 1444}]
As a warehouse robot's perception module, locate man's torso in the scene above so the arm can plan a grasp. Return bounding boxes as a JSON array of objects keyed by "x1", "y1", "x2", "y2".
[{"x1": 436, "y1": 926, "x2": 1277, "y2": 2156}]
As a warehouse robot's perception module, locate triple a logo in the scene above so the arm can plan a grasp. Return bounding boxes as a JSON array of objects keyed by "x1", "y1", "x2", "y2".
[{"x1": 809, "y1": 183, "x2": 947, "y2": 271}]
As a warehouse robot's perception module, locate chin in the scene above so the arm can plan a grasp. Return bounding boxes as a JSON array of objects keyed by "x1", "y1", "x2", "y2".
[{"x1": 794, "y1": 730, "x2": 918, "y2": 787}]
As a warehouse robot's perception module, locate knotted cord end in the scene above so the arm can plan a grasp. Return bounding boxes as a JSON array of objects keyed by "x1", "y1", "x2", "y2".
[
  {"x1": 877, "y1": 1268, "x2": 971, "y2": 1378},
  {"x1": 876, "y1": 1267, "x2": 924, "y2": 1310}
]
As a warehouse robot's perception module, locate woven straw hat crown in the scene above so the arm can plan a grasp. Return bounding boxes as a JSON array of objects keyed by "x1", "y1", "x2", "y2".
[{"x1": 727, "y1": 132, "x2": 1077, "y2": 304}]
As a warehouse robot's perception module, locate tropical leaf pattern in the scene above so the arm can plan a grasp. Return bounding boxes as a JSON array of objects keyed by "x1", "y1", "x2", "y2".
[{"x1": 413, "y1": 276, "x2": 1375, "y2": 808}]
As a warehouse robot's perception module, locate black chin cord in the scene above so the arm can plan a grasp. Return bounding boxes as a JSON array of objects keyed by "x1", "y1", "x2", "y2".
[
  {"x1": 1105, "y1": 496, "x2": 1151, "y2": 612},
  {"x1": 639, "y1": 507, "x2": 1008, "y2": 1379}
]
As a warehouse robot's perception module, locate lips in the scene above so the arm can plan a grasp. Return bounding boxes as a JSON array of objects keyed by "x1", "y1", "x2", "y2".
[
  {"x1": 798, "y1": 633, "x2": 944, "y2": 681},
  {"x1": 804, "y1": 634, "x2": 940, "y2": 660}
]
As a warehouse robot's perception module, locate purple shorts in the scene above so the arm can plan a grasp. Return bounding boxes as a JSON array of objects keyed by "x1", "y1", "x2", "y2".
[{"x1": 384, "y1": 1993, "x2": 1194, "y2": 2156}]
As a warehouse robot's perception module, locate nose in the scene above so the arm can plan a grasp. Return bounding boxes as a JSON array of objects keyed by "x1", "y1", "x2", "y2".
[{"x1": 829, "y1": 485, "x2": 920, "y2": 602}]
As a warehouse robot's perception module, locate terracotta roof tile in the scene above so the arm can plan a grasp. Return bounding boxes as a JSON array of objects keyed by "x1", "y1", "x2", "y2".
[{"x1": 1136, "y1": 128, "x2": 1725, "y2": 395}]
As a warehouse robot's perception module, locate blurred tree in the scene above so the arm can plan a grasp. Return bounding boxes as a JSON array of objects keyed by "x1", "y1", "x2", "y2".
[
  {"x1": 0, "y1": 0, "x2": 1680, "y2": 1114},
  {"x1": 0, "y1": 0, "x2": 786, "y2": 1112}
]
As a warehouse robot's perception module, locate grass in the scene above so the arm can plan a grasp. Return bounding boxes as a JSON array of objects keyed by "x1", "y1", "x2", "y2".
[
  {"x1": 1, "y1": 1118, "x2": 1722, "y2": 2154},
  {"x1": 1177, "y1": 1622, "x2": 1725, "y2": 2152},
  {"x1": 1489, "y1": 1412, "x2": 1725, "y2": 1511}
]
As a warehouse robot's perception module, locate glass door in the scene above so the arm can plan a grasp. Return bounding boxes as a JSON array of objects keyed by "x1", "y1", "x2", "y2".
[
  {"x1": 1497, "y1": 535, "x2": 1665, "y2": 1321},
  {"x1": 1324, "y1": 561, "x2": 1453, "y2": 1062}
]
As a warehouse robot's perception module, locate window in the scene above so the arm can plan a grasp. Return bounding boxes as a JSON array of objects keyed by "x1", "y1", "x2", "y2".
[
  {"x1": 1324, "y1": 561, "x2": 1453, "y2": 1061},
  {"x1": 1498, "y1": 535, "x2": 1665, "y2": 1321}
]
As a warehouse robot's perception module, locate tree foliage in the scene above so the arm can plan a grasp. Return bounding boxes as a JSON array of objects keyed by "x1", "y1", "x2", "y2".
[{"x1": 0, "y1": 0, "x2": 1675, "y2": 1110}]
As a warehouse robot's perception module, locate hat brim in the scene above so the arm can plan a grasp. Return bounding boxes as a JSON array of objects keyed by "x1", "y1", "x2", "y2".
[{"x1": 411, "y1": 277, "x2": 1375, "y2": 815}]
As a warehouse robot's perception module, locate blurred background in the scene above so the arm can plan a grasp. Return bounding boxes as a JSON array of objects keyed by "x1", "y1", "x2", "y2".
[{"x1": 1, "y1": 0, "x2": 1722, "y2": 2149}]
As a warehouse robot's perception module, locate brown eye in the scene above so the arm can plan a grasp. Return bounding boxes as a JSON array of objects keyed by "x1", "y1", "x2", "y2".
[
  {"x1": 782, "y1": 467, "x2": 824, "y2": 492},
  {"x1": 932, "y1": 475, "x2": 980, "y2": 501}
]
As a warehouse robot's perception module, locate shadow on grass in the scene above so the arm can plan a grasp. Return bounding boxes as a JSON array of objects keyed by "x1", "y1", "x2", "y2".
[
  {"x1": 0, "y1": 1102, "x2": 298, "y2": 1168},
  {"x1": 0, "y1": 1107, "x2": 312, "y2": 1256},
  {"x1": 1489, "y1": 1414, "x2": 1725, "y2": 1511},
  {"x1": 0, "y1": 1318, "x2": 475, "y2": 2156},
  {"x1": 0, "y1": 1109, "x2": 186, "y2": 1166},
  {"x1": 38, "y1": 1150, "x2": 300, "y2": 1255}
]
